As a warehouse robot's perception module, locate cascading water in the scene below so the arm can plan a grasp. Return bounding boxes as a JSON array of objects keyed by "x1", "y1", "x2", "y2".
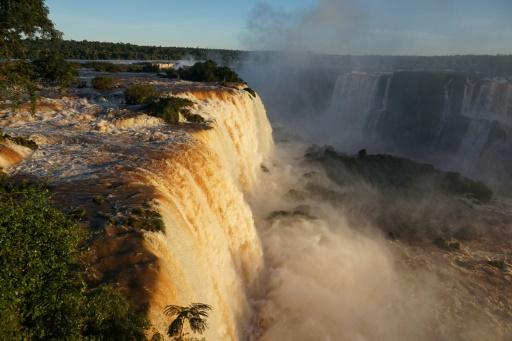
[
  {"x1": 135, "y1": 89, "x2": 274, "y2": 340},
  {"x1": 326, "y1": 71, "x2": 512, "y2": 188}
]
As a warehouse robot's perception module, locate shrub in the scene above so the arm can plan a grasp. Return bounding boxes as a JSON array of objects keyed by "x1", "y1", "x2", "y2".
[
  {"x1": 92, "y1": 76, "x2": 119, "y2": 90},
  {"x1": 125, "y1": 84, "x2": 160, "y2": 105},
  {"x1": 145, "y1": 97, "x2": 194, "y2": 124},
  {"x1": 177, "y1": 60, "x2": 245, "y2": 83},
  {"x1": 0, "y1": 178, "x2": 149, "y2": 339}
]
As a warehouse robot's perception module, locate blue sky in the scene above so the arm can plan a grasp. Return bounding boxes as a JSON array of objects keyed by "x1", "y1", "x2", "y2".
[{"x1": 46, "y1": 0, "x2": 512, "y2": 55}]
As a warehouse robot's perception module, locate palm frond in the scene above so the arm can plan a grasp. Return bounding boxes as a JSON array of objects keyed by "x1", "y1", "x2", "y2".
[
  {"x1": 191, "y1": 303, "x2": 212, "y2": 311},
  {"x1": 164, "y1": 304, "x2": 184, "y2": 317}
]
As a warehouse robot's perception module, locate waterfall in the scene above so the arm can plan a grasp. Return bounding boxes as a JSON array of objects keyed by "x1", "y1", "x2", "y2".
[
  {"x1": 460, "y1": 78, "x2": 512, "y2": 125},
  {"x1": 0, "y1": 140, "x2": 34, "y2": 170},
  {"x1": 131, "y1": 89, "x2": 273, "y2": 340},
  {"x1": 326, "y1": 72, "x2": 385, "y2": 146}
]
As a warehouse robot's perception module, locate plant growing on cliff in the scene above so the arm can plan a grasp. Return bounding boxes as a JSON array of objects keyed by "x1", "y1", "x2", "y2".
[
  {"x1": 164, "y1": 303, "x2": 212, "y2": 340},
  {"x1": 146, "y1": 96, "x2": 195, "y2": 124}
]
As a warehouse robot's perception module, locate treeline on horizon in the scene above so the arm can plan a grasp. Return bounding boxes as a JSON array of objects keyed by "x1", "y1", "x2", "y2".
[
  {"x1": 19, "y1": 39, "x2": 512, "y2": 76},
  {"x1": 20, "y1": 39, "x2": 244, "y2": 64}
]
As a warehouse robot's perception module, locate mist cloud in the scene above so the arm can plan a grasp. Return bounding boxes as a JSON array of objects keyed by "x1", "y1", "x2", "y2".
[{"x1": 242, "y1": 0, "x2": 512, "y2": 55}]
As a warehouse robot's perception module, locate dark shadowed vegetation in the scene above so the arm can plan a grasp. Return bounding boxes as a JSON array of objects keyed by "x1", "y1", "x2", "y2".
[
  {"x1": 177, "y1": 60, "x2": 245, "y2": 83},
  {"x1": 83, "y1": 61, "x2": 161, "y2": 73},
  {"x1": 306, "y1": 146, "x2": 492, "y2": 202},
  {"x1": 164, "y1": 303, "x2": 212, "y2": 340},
  {"x1": 146, "y1": 97, "x2": 196, "y2": 124},
  {"x1": 19, "y1": 39, "x2": 243, "y2": 64},
  {"x1": 300, "y1": 146, "x2": 507, "y2": 242}
]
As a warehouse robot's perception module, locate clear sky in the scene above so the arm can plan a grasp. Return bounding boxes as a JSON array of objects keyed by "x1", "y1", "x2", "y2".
[{"x1": 45, "y1": 0, "x2": 512, "y2": 55}]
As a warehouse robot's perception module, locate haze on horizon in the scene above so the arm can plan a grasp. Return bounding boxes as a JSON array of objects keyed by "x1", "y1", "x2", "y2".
[{"x1": 46, "y1": 0, "x2": 512, "y2": 56}]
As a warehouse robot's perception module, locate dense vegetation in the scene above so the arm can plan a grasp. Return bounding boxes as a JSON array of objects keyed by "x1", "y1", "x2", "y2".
[
  {"x1": 0, "y1": 177, "x2": 149, "y2": 339},
  {"x1": 19, "y1": 39, "x2": 243, "y2": 65},
  {"x1": 0, "y1": 0, "x2": 78, "y2": 113},
  {"x1": 176, "y1": 60, "x2": 245, "y2": 83},
  {"x1": 83, "y1": 61, "x2": 161, "y2": 73}
]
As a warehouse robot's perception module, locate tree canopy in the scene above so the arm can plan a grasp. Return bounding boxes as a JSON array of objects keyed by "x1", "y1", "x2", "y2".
[{"x1": 0, "y1": 0, "x2": 60, "y2": 58}]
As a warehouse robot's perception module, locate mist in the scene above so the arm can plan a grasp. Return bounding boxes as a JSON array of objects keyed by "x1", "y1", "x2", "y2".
[
  {"x1": 247, "y1": 143, "x2": 509, "y2": 340},
  {"x1": 239, "y1": 1, "x2": 512, "y2": 340}
]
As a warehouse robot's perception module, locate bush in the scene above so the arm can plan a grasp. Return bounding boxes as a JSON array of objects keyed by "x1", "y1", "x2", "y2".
[
  {"x1": 0, "y1": 178, "x2": 149, "y2": 339},
  {"x1": 125, "y1": 84, "x2": 160, "y2": 105},
  {"x1": 92, "y1": 76, "x2": 119, "y2": 90},
  {"x1": 145, "y1": 97, "x2": 194, "y2": 124},
  {"x1": 177, "y1": 60, "x2": 244, "y2": 83}
]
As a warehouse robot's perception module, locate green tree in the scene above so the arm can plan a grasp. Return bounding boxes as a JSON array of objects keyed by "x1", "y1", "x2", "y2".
[
  {"x1": 164, "y1": 303, "x2": 212, "y2": 341},
  {"x1": 0, "y1": 177, "x2": 149, "y2": 339},
  {"x1": 0, "y1": 0, "x2": 60, "y2": 58}
]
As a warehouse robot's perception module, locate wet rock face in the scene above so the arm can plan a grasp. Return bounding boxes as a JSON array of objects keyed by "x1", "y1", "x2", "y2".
[{"x1": 328, "y1": 71, "x2": 512, "y2": 190}]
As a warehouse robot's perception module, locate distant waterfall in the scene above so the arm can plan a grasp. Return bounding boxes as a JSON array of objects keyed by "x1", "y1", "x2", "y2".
[{"x1": 327, "y1": 71, "x2": 512, "y2": 187}]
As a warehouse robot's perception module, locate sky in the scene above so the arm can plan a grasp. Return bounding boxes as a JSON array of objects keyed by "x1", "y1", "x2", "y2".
[{"x1": 46, "y1": 0, "x2": 512, "y2": 55}]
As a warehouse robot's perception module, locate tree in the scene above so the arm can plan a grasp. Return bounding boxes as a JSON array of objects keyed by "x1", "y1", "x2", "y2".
[
  {"x1": 0, "y1": 0, "x2": 60, "y2": 58},
  {"x1": 0, "y1": 177, "x2": 149, "y2": 339},
  {"x1": 0, "y1": 1, "x2": 76, "y2": 112},
  {"x1": 164, "y1": 303, "x2": 212, "y2": 340}
]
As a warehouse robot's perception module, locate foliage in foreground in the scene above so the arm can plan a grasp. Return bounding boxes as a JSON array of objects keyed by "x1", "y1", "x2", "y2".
[
  {"x1": 0, "y1": 177, "x2": 149, "y2": 339},
  {"x1": 164, "y1": 303, "x2": 212, "y2": 340}
]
